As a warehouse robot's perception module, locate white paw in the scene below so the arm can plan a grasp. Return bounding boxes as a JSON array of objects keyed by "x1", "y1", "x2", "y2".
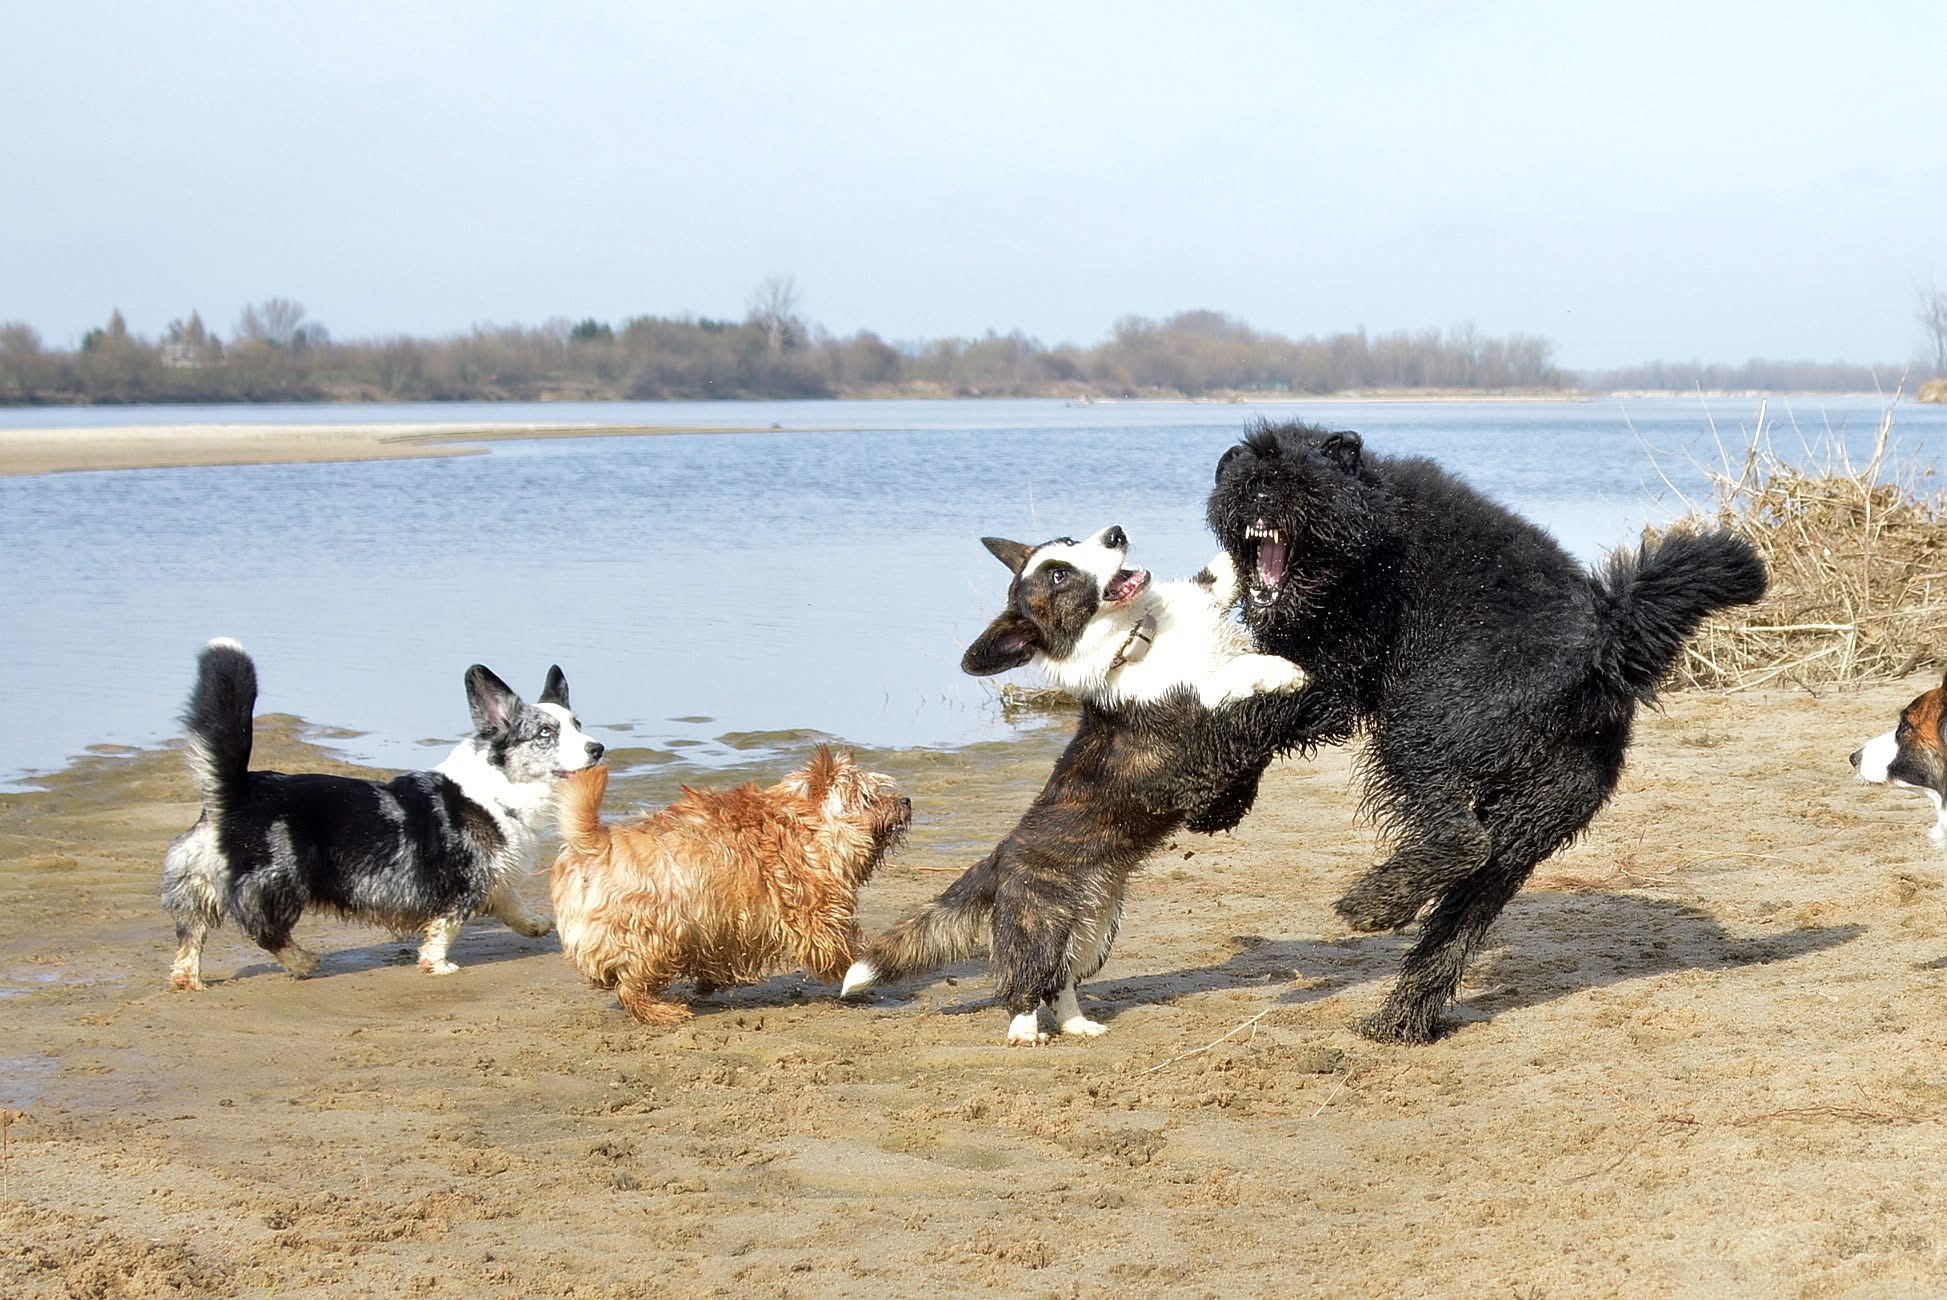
[
  {"x1": 1059, "y1": 1015, "x2": 1109, "y2": 1038},
  {"x1": 1249, "y1": 656, "x2": 1308, "y2": 694},
  {"x1": 1007, "y1": 1011, "x2": 1050, "y2": 1046},
  {"x1": 1203, "y1": 549, "x2": 1238, "y2": 596},
  {"x1": 840, "y1": 960, "x2": 877, "y2": 997},
  {"x1": 420, "y1": 958, "x2": 461, "y2": 976}
]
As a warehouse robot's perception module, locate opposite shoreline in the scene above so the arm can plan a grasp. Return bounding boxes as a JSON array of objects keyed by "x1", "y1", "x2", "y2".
[{"x1": 0, "y1": 422, "x2": 765, "y2": 476}]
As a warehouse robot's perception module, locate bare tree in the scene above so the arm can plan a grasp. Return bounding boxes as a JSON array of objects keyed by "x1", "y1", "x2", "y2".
[
  {"x1": 1919, "y1": 278, "x2": 1947, "y2": 377},
  {"x1": 747, "y1": 273, "x2": 803, "y2": 353},
  {"x1": 233, "y1": 298, "x2": 310, "y2": 348}
]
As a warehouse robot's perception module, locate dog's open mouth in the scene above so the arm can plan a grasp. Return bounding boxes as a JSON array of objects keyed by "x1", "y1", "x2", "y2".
[
  {"x1": 1105, "y1": 568, "x2": 1150, "y2": 604},
  {"x1": 1245, "y1": 520, "x2": 1288, "y2": 605}
]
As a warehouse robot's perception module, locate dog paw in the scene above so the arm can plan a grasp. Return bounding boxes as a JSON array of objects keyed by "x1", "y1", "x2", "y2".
[
  {"x1": 1007, "y1": 1012, "x2": 1050, "y2": 1046},
  {"x1": 1253, "y1": 658, "x2": 1309, "y2": 694},
  {"x1": 1059, "y1": 1015, "x2": 1109, "y2": 1038},
  {"x1": 1333, "y1": 883, "x2": 1422, "y2": 933},
  {"x1": 277, "y1": 947, "x2": 322, "y2": 978},
  {"x1": 419, "y1": 958, "x2": 461, "y2": 976},
  {"x1": 839, "y1": 960, "x2": 878, "y2": 998},
  {"x1": 1354, "y1": 1002, "x2": 1447, "y2": 1045},
  {"x1": 511, "y1": 917, "x2": 553, "y2": 938},
  {"x1": 169, "y1": 973, "x2": 205, "y2": 992}
]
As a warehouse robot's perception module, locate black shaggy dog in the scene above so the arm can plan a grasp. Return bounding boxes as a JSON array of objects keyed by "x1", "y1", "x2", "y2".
[{"x1": 1208, "y1": 421, "x2": 1768, "y2": 1043}]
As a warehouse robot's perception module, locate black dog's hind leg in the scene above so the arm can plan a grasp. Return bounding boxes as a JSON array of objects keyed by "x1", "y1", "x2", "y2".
[
  {"x1": 1335, "y1": 801, "x2": 1492, "y2": 932},
  {"x1": 1356, "y1": 859, "x2": 1530, "y2": 1043},
  {"x1": 1356, "y1": 758, "x2": 1618, "y2": 1042}
]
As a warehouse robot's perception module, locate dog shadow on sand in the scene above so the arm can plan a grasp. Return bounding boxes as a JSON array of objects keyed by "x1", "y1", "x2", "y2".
[
  {"x1": 931, "y1": 891, "x2": 1864, "y2": 1035},
  {"x1": 225, "y1": 918, "x2": 560, "y2": 984}
]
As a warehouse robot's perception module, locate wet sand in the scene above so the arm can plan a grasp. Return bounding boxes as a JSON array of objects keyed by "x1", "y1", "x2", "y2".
[
  {"x1": 3, "y1": 681, "x2": 1945, "y2": 1296},
  {"x1": 0, "y1": 423, "x2": 758, "y2": 476}
]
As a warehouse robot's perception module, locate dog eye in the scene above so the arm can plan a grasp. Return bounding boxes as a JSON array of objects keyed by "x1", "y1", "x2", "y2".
[
  {"x1": 1049, "y1": 569, "x2": 1068, "y2": 586},
  {"x1": 539, "y1": 724, "x2": 558, "y2": 740}
]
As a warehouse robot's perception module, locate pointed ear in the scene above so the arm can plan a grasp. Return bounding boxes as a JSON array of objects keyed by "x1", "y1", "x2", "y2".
[
  {"x1": 464, "y1": 665, "x2": 521, "y2": 733},
  {"x1": 980, "y1": 536, "x2": 1034, "y2": 575},
  {"x1": 1319, "y1": 430, "x2": 1362, "y2": 471},
  {"x1": 538, "y1": 665, "x2": 569, "y2": 709},
  {"x1": 961, "y1": 610, "x2": 1038, "y2": 676},
  {"x1": 802, "y1": 745, "x2": 838, "y2": 803}
]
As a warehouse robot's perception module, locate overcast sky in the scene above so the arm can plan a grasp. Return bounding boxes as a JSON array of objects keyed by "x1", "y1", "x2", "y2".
[{"x1": 4, "y1": 1, "x2": 1943, "y2": 370}]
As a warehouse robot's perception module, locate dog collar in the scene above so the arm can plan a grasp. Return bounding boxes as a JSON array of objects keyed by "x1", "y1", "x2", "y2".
[{"x1": 1109, "y1": 613, "x2": 1158, "y2": 672}]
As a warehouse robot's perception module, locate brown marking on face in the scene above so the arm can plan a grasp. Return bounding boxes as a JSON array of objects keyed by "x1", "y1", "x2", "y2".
[{"x1": 1900, "y1": 688, "x2": 1946, "y2": 758}]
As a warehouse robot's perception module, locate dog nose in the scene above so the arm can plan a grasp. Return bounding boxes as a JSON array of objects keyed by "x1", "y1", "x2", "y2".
[
  {"x1": 1848, "y1": 748, "x2": 1861, "y2": 770},
  {"x1": 1103, "y1": 525, "x2": 1127, "y2": 550},
  {"x1": 587, "y1": 741, "x2": 606, "y2": 762}
]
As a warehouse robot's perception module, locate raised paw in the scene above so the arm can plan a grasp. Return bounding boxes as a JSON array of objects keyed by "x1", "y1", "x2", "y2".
[
  {"x1": 1249, "y1": 656, "x2": 1308, "y2": 694},
  {"x1": 839, "y1": 959, "x2": 878, "y2": 998},
  {"x1": 1334, "y1": 876, "x2": 1426, "y2": 933}
]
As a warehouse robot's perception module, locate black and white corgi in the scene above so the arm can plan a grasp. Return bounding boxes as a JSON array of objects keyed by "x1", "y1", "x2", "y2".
[
  {"x1": 162, "y1": 638, "x2": 604, "y2": 989},
  {"x1": 1850, "y1": 672, "x2": 1947, "y2": 846},
  {"x1": 843, "y1": 525, "x2": 1330, "y2": 1045}
]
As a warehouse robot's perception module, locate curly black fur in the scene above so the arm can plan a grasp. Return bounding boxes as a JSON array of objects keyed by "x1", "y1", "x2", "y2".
[{"x1": 1209, "y1": 421, "x2": 1768, "y2": 1043}]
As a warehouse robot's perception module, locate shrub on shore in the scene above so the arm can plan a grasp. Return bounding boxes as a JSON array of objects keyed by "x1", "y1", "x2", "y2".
[{"x1": 1660, "y1": 397, "x2": 1946, "y2": 691}]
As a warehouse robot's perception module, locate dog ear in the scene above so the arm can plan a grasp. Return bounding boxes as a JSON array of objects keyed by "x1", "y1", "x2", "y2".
[
  {"x1": 801, "y1": 744, "x2": 839, "y2": 803},
  {"x1": 1215, "y1": 442, "x2": 1253, "y2": 483},
  {"x1": 538, "y1": 665, "x2": 570, "y2": 709},
  {"x1": 980, "y1": 536, "x2": 1034, "y2": 575},
  {"x1": 1319, "y1": 430, "x2": 1362, "y2": 471},
  {"x1": 961, "y1": 610, "x2": 1038, "y2": 676},
  {"x1": 464, "y1": 665, "x2": 521, "y2": 734}
]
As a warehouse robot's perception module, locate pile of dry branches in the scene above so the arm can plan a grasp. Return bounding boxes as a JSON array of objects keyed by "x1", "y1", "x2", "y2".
[{"x1": 1657, "y1": 396, "x2": 1947, "y2": 691}]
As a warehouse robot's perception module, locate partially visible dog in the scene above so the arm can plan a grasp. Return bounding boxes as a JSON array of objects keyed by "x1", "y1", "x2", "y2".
[
  {"x1": 1208, "y1": 421, "x2": 1768, "y2": 1043},
  {"x1": 1850, "y1": 673, "x2": 1947, "y2": 845},
  {"x1": 162, "y1": 639, "x2": 604, "y2": 989},
  {"x1": 550, "y1": 747, "x2": 912, "y2": 1026},
  {"x1": 842, "y1": 525, "x2": 1325, "y2": 1045}
]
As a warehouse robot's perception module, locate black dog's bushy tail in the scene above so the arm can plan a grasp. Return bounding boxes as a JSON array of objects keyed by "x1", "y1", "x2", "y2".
[
  {"x1": 1593, "y1": 530, "x2": 1768, "y2": 703},
  {"x1": 850, "y1": 851, "x2": 1001, "y2": 988},
  {"x1": 182, "y1": 638, "x2": 257, "y2": 813}
]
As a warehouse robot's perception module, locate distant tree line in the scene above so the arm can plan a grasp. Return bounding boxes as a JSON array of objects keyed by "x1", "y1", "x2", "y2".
[{"x1": 0, "y1": 284, "x2": 1920, "y2": 406}]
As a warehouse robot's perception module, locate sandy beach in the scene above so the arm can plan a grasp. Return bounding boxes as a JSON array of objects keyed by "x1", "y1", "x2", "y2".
[
  {"x1": 0, "y1": 422, "x2": 757, "y2": 476},
  {"x1": 3, "y1": 677, "x2": 1945, "y2": 1296}
]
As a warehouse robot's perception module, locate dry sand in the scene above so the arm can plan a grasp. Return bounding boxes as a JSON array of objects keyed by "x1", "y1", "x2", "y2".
[
  {"x1": 3, "y1": 679, "x2": 1946, "y2": 1297},
  {"x1": 0, "y1": 423, "x2": 755, "y2": 476}
]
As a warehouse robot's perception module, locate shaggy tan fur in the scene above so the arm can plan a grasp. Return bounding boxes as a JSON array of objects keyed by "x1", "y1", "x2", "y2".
[{"x1": 550, "y1": 747, "x2": 910, "y2": 1026}]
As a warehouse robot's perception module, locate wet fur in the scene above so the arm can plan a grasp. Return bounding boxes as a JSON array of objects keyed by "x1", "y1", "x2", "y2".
[
  {"x1": 550, "y1": 748, "x2": 911, "y2": 1026},
  {"x1": 1208, "y1": 421, "x2": 1768, "y2": 1043},
  {"x1": 844, "y1": 526, "x2": 1331, "y2": 1044},
  {"x1": 161, "y1": 639, "x2": 603, "y2": 988}
]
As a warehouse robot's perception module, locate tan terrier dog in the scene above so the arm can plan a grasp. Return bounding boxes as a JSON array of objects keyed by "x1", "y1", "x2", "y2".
[{"x1": 550, "y1": 748, "x2": 911, "y2": 1025}]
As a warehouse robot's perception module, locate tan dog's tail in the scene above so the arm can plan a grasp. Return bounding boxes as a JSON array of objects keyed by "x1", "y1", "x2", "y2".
[
  {"x1": 554, "y1": 765, "x2": 612, "y2": 854},
  {"x1": 843, "y1": 850, "x2": 998, "y2": 994}
]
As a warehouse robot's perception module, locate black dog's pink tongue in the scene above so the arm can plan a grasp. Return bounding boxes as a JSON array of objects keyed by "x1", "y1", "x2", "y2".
[{"x1": 1257, "y1": 539, "x2": 1289, "y2": 588}]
